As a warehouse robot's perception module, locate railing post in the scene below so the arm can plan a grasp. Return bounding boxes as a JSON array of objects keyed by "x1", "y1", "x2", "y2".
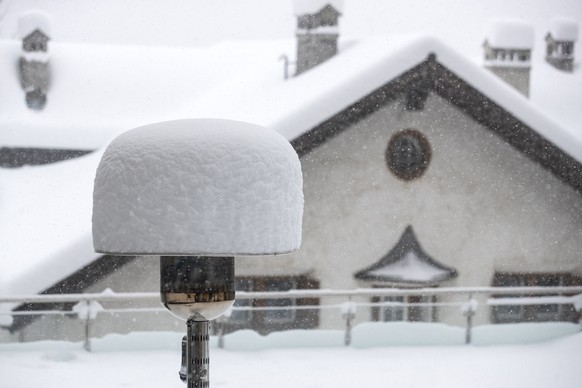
[
  {"x1": 217, "y1": 317, "x2": 225, "y2": 349},
  {"x1": 72, "y1": 300, "x2": 102, "y2": 352},
  {"x1": 84, "y1": 300, "x2": 92, "y2": 352},
  {"x1": 218, "y1": 307, "x2": 232, "y2": 349},
  {"x1": 342, "y1": 298, "x2": 356, "y2": 346},
  {"x1": 463, "y1": 293, "x2": 476, "y2": 345}
]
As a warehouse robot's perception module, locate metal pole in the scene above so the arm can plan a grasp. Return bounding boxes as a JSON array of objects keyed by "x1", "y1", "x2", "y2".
[{"x1": 186, "y1": 317, "x2": 210, "y2": 388}]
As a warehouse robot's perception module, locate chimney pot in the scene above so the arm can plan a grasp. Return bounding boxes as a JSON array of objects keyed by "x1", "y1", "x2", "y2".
[
  {"x1": 294, "y1": 1, "x2": 344, "y2": 75},
  {"x1": 483, "y1": 19, "x2": 534, "y2": 97},
  {"x1": 545, "y1": 17, "x2": 578, "y2": 72}
]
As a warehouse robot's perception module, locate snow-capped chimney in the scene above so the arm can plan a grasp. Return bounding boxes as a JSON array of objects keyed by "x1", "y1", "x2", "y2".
[
  {"x1": 545, "y1": 18, "x2": 578, "y2": 72},
  {"x1": 483, "y1": 20, "x2": 534, "y2": 97},
  {"x1": 294, "y1": 0, "x2": 344, "y2": 76},
  {"x1": 18, "y1": 11, "x2": 52, "y2": 110}
]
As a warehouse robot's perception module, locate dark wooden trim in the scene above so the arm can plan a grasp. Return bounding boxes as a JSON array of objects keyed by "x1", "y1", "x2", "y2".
[
  {"x1": 9, "y1": 255, "x2": 136, "y2": 332},
  {"x1": 291, "y1": 54, "x2": 582, "y2": 194},
  {"x1": 291, "y1": 59, "x2": 432, "y2": 156},
  {"x1": 0, "y1": 147, "x2": 92, "y2": 168}
]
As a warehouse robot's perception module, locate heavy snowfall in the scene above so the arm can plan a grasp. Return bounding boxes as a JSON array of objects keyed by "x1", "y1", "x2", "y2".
[{"x1": 1, "y1": 1, "x2": 582, "y2": 387}]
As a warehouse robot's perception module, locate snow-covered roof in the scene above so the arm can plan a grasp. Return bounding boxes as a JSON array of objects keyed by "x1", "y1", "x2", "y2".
[
  {"x1": 549, "y1": 17, "x2": 579, "y2": 41},
  {"x1": 264, "y1": 36, "x2": 582, "y2": 164},
  {"x1": 0, "y1": 150, "x2": 101, "y2": 296},
  {"x1": 485, "y1": 19, "x2": 535, "y2": 49},
  {"x1": 293, "y1": 0, "x2": 344, "y2": 15},
  {"x1": 0, "y1": 40, "x2": 289, "y2": 150},
  {"x1": 17, "y1": 10, "x2": 51, "y2": 39},
  {"x1": 1, "y1": 31, "x2": 580, "y2": 152},
  {"x1": 1, "y1": 31, "x2": 582, "y2": 317}
]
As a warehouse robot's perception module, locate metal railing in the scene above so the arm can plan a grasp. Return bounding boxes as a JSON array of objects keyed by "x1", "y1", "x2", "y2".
[{"x1": 1, "y1": 286, "x2": 581, "y2": 350}]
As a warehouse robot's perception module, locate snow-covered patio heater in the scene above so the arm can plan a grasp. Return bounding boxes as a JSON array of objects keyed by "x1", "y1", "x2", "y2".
[{"x1": 92, "y1": 119, "x2": 303, "y2": 387}]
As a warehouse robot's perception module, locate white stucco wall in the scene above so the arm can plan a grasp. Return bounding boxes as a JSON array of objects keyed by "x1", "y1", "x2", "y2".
[{"x1": 238, "y1": 91, "x2": 582, "y2": 328}]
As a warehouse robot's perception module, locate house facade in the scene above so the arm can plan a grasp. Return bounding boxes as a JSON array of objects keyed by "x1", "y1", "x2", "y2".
[{"x1": 235, "y1": 59, "x2": 582, "y2": 330}]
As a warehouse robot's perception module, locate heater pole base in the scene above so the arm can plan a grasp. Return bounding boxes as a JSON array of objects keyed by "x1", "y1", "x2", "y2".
[{"x1": 186, "y1": 317, "x2": 210, "y2": 388}]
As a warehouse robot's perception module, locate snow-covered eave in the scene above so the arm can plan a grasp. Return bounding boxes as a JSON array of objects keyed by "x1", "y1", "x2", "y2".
[
  {"x1": 269, "y1": 35, "x2": 582, "y2": 165},
  {"x1": 355, "y1": 256, "x2": 458, "y2": 286},
  {"x1": 483, "y1": 59, "x2": 531, "y2": 68},
  {"x1": 0, "y1": 150, "x2": 106, "y2": 301},
  {"x1": 0, "y1": 236, "x2": 101, "y2": 318},
  {"x1": 357, "y1": 273, "x2": 455, "y2": 286}
]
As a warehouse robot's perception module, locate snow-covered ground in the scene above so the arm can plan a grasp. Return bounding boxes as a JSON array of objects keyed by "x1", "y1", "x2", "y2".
[{"x1": 0, "y1": 330, "x2": 581, "y2": 388}]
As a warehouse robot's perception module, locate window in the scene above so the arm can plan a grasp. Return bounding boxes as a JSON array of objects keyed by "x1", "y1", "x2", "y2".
[
  {"x1": 373, "y1": 294, "x2": 436, "y2": 322},
  {"x1": 491, "y1": 272, "x2": 578, "y2": 323},
  {"x1": 221, "y1": 275, "x2": 320, "y2": 335},
  {"x1": 386, "y1": 129, "x2": 431, "y2": 181},
  {"x1": 531, "y1": 274, "x2": 563, "y2": 322},
  {"x1": 264, "y1": 278, "x2": 296, "y2": 324},
  {"x1": 492, "y1": 273, "x2": 526, "y2": 322},
  {"x1": 379, "y1": 296, "x2": 405, "y2": 321}
]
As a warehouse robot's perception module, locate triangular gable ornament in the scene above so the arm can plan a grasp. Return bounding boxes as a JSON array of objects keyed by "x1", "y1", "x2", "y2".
[{"x1": 354, "y1": 225, "x2": 457, "y2": 285}]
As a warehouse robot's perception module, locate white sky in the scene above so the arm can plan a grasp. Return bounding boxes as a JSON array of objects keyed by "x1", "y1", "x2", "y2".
[{"x1": 0, "y1": 0, "x2": 580, "y2": 57}]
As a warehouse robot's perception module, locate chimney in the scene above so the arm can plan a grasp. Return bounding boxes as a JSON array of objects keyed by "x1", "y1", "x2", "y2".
[
  {"x1": 18, "y1": 11, "x2": 52, "y2": 110},
  {"x1": 545, "y1": 18, "x2": 578, "y2": 72},
  {"x1": 294, "y1": 0, "x2": 344, "y2": 76},
  {"x1": 483, "y1": 19, "x2": 534, "y2": 97}
]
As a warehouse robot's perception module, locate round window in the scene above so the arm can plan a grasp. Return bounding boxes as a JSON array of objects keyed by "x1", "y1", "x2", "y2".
[{"x1": 385, "y1": 129, "x2": 431, "y2": 181}]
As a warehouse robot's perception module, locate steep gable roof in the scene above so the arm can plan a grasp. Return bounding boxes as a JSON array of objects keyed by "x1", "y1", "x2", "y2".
[
  {"x1": 286, "y1": 49, "x2": 582, "y2": 193},
  {"x1": 265, "y1": 37, "x2": 581, "y2": 158},
  {"x1": 208, "y1": 36, "x2": 580, "y2": 194}
]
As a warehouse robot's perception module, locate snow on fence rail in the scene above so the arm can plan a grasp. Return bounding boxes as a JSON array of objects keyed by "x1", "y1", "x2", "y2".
[
  {"x1": 1, "y1": 287, "x2": 581, "y2": 350},
  {"x1": 3, "y1": 286, "x2": 582, "y2": 303}
]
